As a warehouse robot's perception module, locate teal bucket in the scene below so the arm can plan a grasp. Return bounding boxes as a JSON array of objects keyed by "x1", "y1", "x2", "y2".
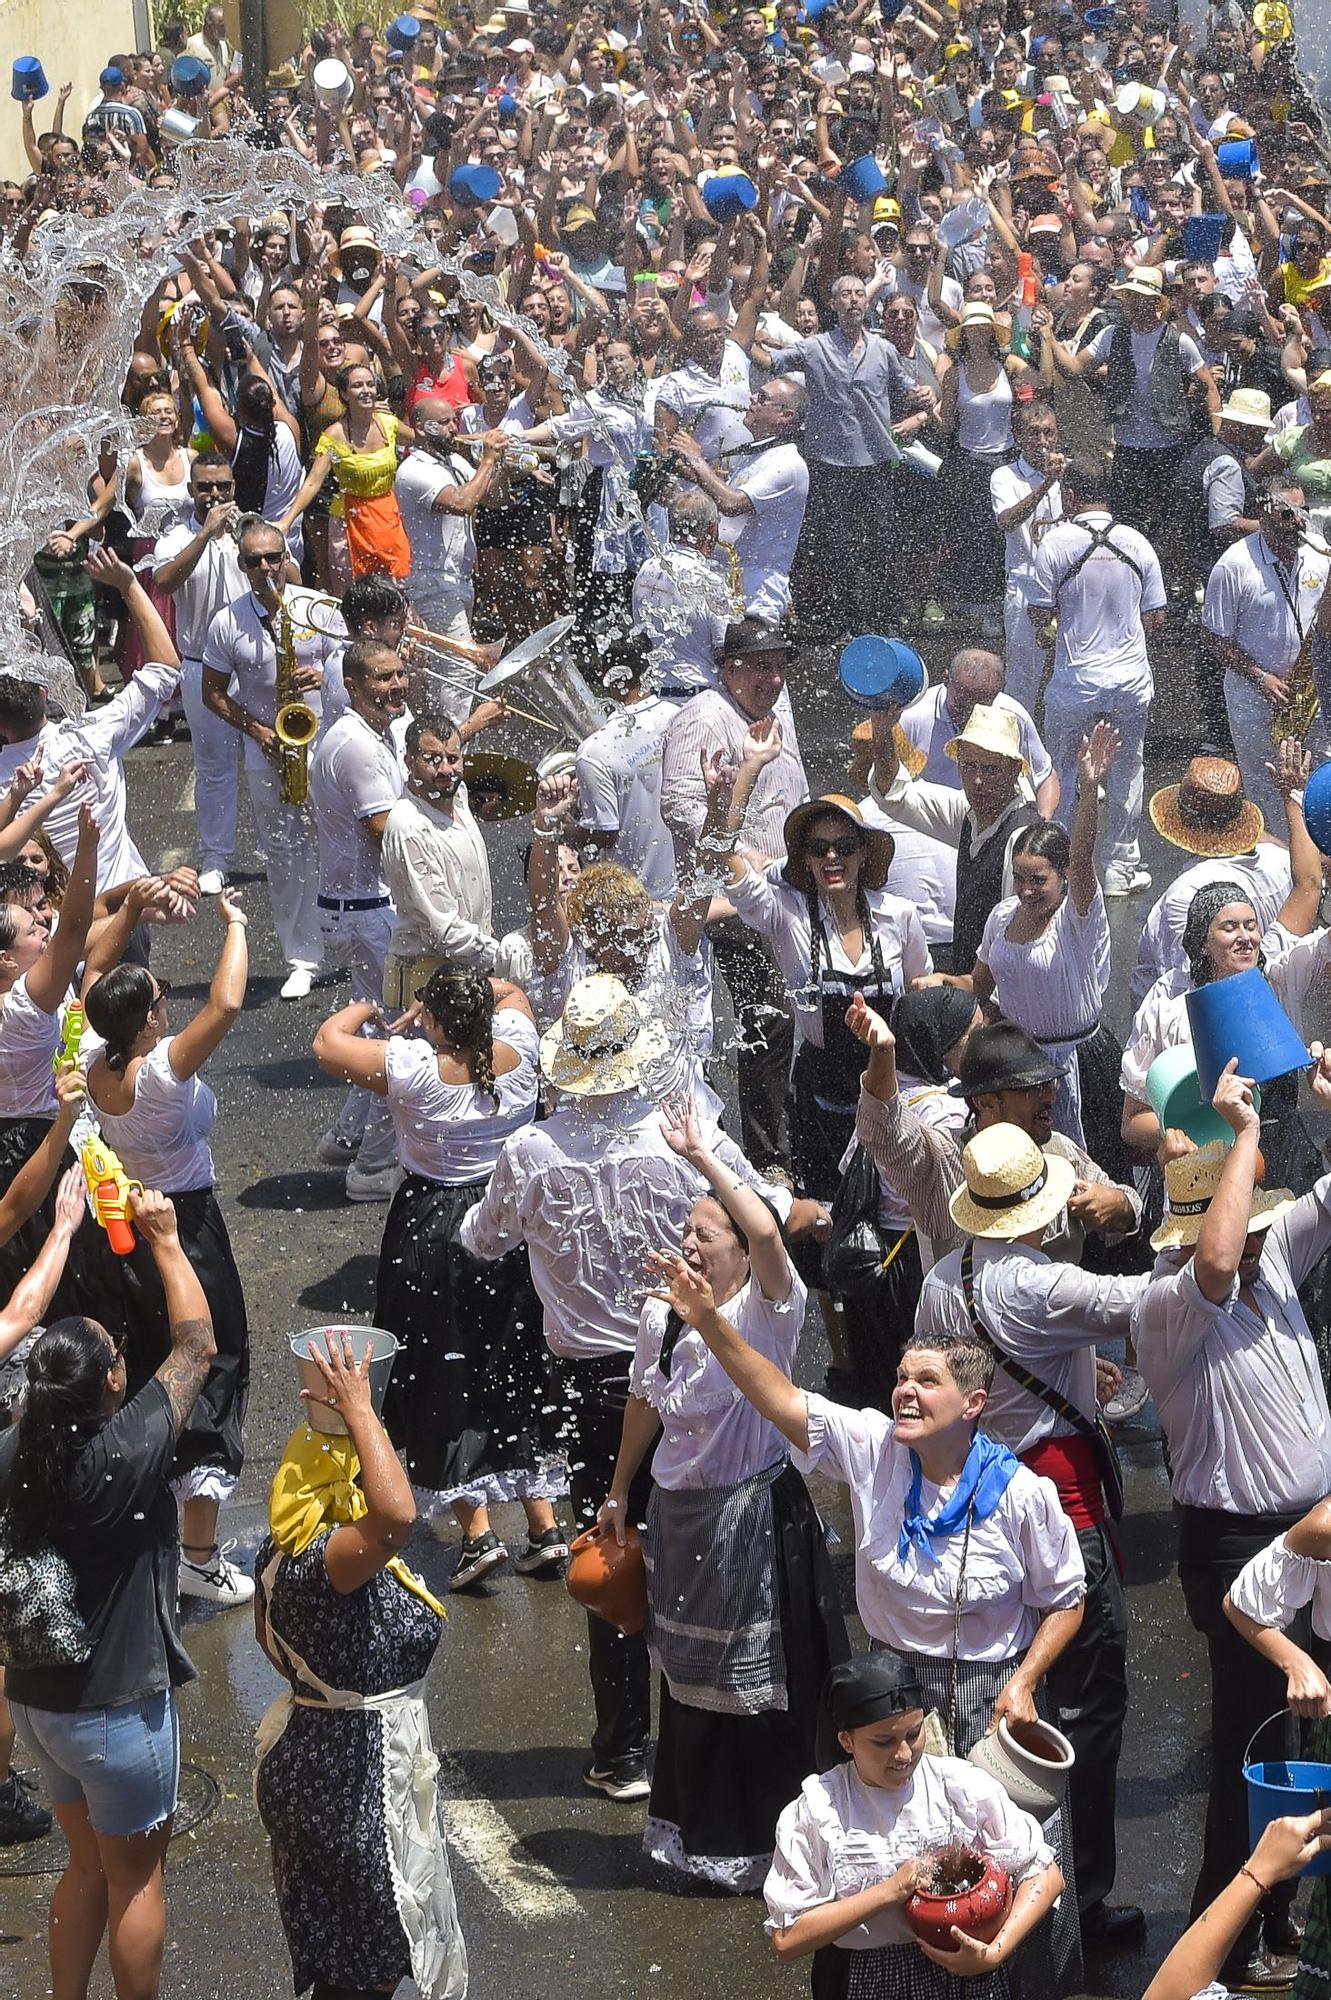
[{"x1": 1244, "y1": 1711, "x2": 1331, "y2": 1877}]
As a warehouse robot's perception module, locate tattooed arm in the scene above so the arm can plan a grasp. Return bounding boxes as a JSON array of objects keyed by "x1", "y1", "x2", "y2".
[{"x1": 130, "y1": 1189, "x2": 217, "y2": 1433}]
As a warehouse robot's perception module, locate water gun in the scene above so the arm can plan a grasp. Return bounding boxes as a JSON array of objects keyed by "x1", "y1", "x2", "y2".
[
  {"x1": 78, "y1": 1129, "x2": 143, "y2": 1257},
  {"x1": 52, "y1": 999, "x2": 84, "y2": 1074},
  {"x1": 1010, "y1": 251, "x2": 1039, "y2": 362}
]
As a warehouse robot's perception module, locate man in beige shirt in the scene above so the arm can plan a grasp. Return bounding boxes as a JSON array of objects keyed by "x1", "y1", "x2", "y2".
[{"x1": 380, "y1": 713, "x2": 497, "y2": 1010}]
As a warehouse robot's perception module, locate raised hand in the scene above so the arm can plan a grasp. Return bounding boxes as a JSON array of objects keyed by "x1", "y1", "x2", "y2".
[
  {"x1": 659, "y1": 1094, "x2": 704, "y2": 1160},
  {"x1": 645, "y1": 1246, "x2": 715, "y2": 1326},
  {"x1": 1076, "y1": 719, "x2": 1121, "y2": 793},
  {"x1": 845, "y1": 989, "x2": 893, "y2": 1049},
  {"x1": 1212, "y1": 1055, "x2": 1261, "y2": 1135},
  {"x1": 740, "y1": 715, "x2": 783, "y2": 769},
  {"x1": 1267, "y1": 736, "x2": 1311, "y2": 799}
]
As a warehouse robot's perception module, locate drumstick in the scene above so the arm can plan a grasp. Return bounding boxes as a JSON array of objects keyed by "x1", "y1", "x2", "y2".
[{"x1": 487, "y1": 698, "x2": 561, "y2": 733}]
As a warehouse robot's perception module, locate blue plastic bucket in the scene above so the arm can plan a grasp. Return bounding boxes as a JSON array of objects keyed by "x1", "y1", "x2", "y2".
[
  {"x1": 1245, "y1": 1712, "x2": 1331, "y2": 1877},
  {"x1": 839, "y1": 635, "x2": 925, "y2": 708},
  {"x1": 1304, "y1": 760, "x2": 1331, "y2": 857},
  {"x1": 1217, "y1": 137, "x2": 1259, "y2": 179},
  {"x1": 1187, "y1": 966, "x2": 1310, "y2": 1102}
]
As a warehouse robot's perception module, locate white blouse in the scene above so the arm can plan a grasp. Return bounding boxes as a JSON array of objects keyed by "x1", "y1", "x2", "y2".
[
  {"x1": 1227, "y1": 1532, "x2": 1331, "y2": 1643},
  {"x1": 796, "y1": 1395, "x2": 1086, "y2": 1659},
  {"x1": 633, "y1": 1270, "x2": 806, "y2": 1491},
  {"x1": 729, "y1": 864, "x2": 933, "y2": 1050},
  {"x1": 383, "y1": 1009, "x2": 539, "y2": 1185},
  {"x1": 0, "y1": 975, "x2": 59, "y2": 1119},
  {"x1": 978, "y1": 891, "x2": 1110, "y2": 1045},
  {"x1": 93, "y1": 1039, "x2": 216, "y2": 1192},
  {"x1": 765, "y1": 1755, "x2": 1054, "y2": 1951}
]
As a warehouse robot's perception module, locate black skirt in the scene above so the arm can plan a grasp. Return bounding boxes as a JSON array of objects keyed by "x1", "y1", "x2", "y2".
[
  {"x1": 0, "y1": 1114, "x2": 119, "y2": 1327},
  {"x1": 841, "y1": 1228, "x2": 924, "y2": 1415},
  {"x1": 644, "y1": 1462, "x2": 850, "y2": 1892},
  {"x1": 935, "y1": 444, "x2": 1012, "y2": 602},
  {"x1": 376, "y1": 1171, "x2": 554, "y2": 1495}
]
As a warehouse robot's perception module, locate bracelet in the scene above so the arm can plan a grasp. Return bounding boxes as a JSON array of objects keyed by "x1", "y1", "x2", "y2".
[{"x1": 1240, "y1": 1865, "x2": 1270, "y2": 1898}]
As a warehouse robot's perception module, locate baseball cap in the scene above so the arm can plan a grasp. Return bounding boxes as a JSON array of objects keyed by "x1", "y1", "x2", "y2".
[{"x1": 100, "y1": 66, "x2": 126, "y2": 88}]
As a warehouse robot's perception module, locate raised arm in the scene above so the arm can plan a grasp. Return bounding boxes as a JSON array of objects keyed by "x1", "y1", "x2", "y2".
[
  {"x1": 312, "y1": 999, "x2": 391, "y2": 1095},
  {"x1": 85, "y1": 546, "x2": 180, "y2": 671},
  {"x1": 1194, "y1": 1063, "x2": 1262, "y2": 1302},
  {"x1": 134, "y1": 1190, "x2": 217, "y2": 1435},
  {"x1": 1069, "y1": 721, "x2": 1117, "y2": 915},
  {"x1": 0, "y1": 758, "x2": 87, "y2": 862},
  {"x1": 1142, "y1": 1815, "x2": 1331, "y2": 2000},
  {"x1": 0, "y1": 1163, "x2": 85, "y2": 1365},
  {"x1": 646, "y1": 1249, "x2": 809, "y2": 1452},
  {"x1": 27, "y1": 805, "x2": 98, "y2": 1014},
  {"x1": 660, "y1": 1096, "x2": 793, "y2": 1302},
  {"x1": 0, "y1": 1068, "x2": 85, "y2": 1249},
  {"x1": 1269, "y1": 739, "x2": 1320, "y2": 936},
  {"x1": 167, "y1": 894, "x2": 249, "y2": 1078},
  {"x1": 303, "y1": 1334, "x2": 418, "y2": 1592}
]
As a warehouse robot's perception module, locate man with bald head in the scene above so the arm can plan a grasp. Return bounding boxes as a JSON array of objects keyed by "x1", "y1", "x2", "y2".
[
  {"x1": 666, "y1": 375, "x2": 810, "y2": 624},
  {"x1": 393, "y1": 398, "x2": 509, "y2": 641},
  {"x1": 900, "y1": 648, "x2": 1059, "y2": 815}
]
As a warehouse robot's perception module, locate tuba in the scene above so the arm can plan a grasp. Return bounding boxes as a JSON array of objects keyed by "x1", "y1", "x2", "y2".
[{"x1": 275, "y1": 602, "x2": 319, "y2": 807}]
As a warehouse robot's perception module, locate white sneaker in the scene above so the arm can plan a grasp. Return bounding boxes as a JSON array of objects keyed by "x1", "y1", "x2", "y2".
[
  {"x1": 279, "y1": 965, "x2": 316, "y2": 1002},
  {"x1": 345, "y1": 1162, "x2": 402, "y2": 1203},
  {"x1": 1103, "y1": 867, "x2": 1152, "y2": 898},
  {"x1": 316, "y1": 1129, "x2": 361, "y2": 1167},
  {"x1": 198, "y1": 870, "x2": 228, "y2": 897},
  {"x1": 1103, "y1": 1366, "x2": 1150, "y2": 1424},
  {"x1": 178, "y1": 1542, "x2": 255, "y2": 1607}
]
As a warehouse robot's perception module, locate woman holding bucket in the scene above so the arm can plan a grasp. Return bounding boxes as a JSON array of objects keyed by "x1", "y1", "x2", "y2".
[{"x1": 254, "y1": 1333, "x2": 467, "y2": 2000}]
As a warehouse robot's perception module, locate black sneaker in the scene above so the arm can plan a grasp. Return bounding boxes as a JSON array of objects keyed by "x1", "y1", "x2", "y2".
[
  {"x1": 0, "y1": 1771, "x2": 52, "y2": 1844},
  {"x1": 584, "y1": 1760, "x2": 650, "y2": 1802},
  {"x1": 512, "y1": 1527, "x2": 570, "y2": 1576},
  {"x1": 449, "y1": 1531, "x2": 508, "y2": 1591}
]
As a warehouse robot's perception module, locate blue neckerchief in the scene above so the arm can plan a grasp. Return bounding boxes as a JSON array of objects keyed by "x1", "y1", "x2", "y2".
[{"x1": 897, "y1": 1431, "x2": 1020, "y2": 1566}]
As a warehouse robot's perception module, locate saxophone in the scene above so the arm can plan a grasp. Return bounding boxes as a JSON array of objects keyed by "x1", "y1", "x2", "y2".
[
  {"x1": 1274, "y1": 633, "x2": 1320, "y2": 750},
  {"x1": 274, "y1": 600, "x2": 319, "y2": 807}
]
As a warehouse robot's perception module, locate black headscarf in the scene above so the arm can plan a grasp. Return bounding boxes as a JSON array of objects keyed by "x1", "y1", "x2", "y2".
[
  {"x1": 1181, "y1": 879, "x2": 1263, "y2": 988},
  {"x1": 891, "y1": 985, "x2": 977, "y2": 1084}
]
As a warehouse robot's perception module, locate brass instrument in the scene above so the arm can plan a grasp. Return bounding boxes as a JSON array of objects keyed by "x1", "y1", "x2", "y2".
[
  {"x1": 1274, "y1": 634, "x2": 1319, "y2": 750},
  {"x1": 275, "y1": 602, "x2": 319, "y2": 807}
]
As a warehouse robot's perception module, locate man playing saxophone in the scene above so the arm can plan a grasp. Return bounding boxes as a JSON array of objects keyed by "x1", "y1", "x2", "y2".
[{"x1": 201, "y1": 516, "x2": 340, "y2": 1002}]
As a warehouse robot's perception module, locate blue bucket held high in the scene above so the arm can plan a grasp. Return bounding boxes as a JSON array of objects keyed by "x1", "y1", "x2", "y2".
[
  {"x1": 1185, "y1": 966, "x2": 1309, "y2": 1103},
  {"x1": 1245, "y1": 1711, "x2": 1331, "y2": 1877},
  {"x1": 1217, "y1": 137, "x2": 1259, "y2": 179}
]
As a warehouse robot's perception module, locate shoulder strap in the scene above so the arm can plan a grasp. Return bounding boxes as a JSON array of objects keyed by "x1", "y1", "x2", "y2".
[
  {"x1": 959, "y1": 1243, "x2": 1100, "y2": 1446},
  {"x1": 1052, "y1": 519, "x2": 1145, "y2": 599}
]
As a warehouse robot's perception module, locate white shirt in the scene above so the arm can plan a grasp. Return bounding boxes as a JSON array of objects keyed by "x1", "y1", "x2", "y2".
[
  {"x1": 895, "y1": 269, "x2": 963, "y2": 350},
  {"x1": 201, "y1": 588, "x2": 342, "y2": 769},
  {"x1": 394, "y1": 449, "x2": 478, "y2": 607},
  {"x1": 899, "y1": 685, "x2": 1052, "y2": 794},
  {"x1": 533, "y1": 914, "x2": 715, "y2": 1108},
  {"x1": 633, "y1": 1271, "x2": 805, "y2": 1490},
  {"x1": 151, "y1": 517, "x2": 246, "y2": 661},
  {"x1": 384, "y1": 1010, "x2": 539, "y2": 1184},
  {"x1": 858, "y1": 801, "x2": 957, "y2": 947},
  {"x1": 990, "y1": 456, "x2": 1064, "y2": 583},
  {"x1": 92, "y1": 1038, "x2": 216, "y2": 1193},
  {"x1": 309, "y1": 711, "x2": 403, "y2": 901},
  {"x1": 0, "y1": 664, "x2": 179, "y2": 893},
  {"x1": 1230, "y1": 1533, "x2": 1331, "y2": 1643},
  {"x1": 0, "y1": 974, "x2": 60, "y2": 1117},
  {"x1": 646, "y1": 340, "x2": 752, "y2": 462},
  {"x1": 662, "y1": 686, "x2": 808, "y2": 864},
  {"x1": 977, "y1": 890, "x2": 1110, "y2": 1043},
  {"x1": 1133, "y1": 1188, "x2": 1331, "y2": 1515},
  {"x1": 630, "y1": 546, "x2": 730, "y2": 694},
  {"x1": 575, "y1": 695, "x2": 680, "y2": 899},
  {"x1": 1085, "y1": 321, "x2": 1206, "y2": 448},
  {"x1": 1032, "y1": 510, "x2": 1165, "y2": 701},
  {"x1": 380, "y1": 786, "x2": 495, "y2": 969},
  {"x1": 1131, "y1": 847, "x2": 1293, "y2": 1011},
  {"x1": 459, "y1": 1096, "x2": 791, "y2": 1358},
  {"x1": 1203, "y1": 530, "x2": 1330, "y2": 678},
  {"x1": 718, "y1": 437, "x2": 810, "y2": 623},
  {"x1": 766, "y1": 1756, "x2": 1054, "y2": 1952}
]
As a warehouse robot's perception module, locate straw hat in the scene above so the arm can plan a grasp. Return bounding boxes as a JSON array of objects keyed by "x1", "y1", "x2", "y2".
[
  {"x1": 1151, "y1": 1140, "x2": 1296, "y2": 1251},
  {"x1": 1112, "y1": 265, "x2": 1164, "y2": 302},
  {"x1": 1218, "y1": 387, "x2": 1273, "y2": 433},
  {"x1": 945, "y1": 703, "x2": 1029, "y2": 775},
  {"x1": 782, "y1": 794, "x2": 895, "y2": 894},
  {"x1": 334, "y1": 224, "x2": 380, "y2": 269},
  {"x1": 1149, "y1": 758, "x2": 1264, "y2": 858},
  {"x1": 948, "y1": 1123, "x2": 1077, "y2": 1241},
  {"x1": 849, "y1": 718, "x2": 927, "y2": 783},
  {"x1": 945, "y1": 300, "x2": 1011, "y2": 353},
  {"x1": 539, "y1": 974, "x2": 670, "y2": 1096}
]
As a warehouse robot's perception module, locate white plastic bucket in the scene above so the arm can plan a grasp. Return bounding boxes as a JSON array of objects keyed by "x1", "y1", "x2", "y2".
[{"x1": 288, "y1": 1325, "x2": 400, "y2": 1434}]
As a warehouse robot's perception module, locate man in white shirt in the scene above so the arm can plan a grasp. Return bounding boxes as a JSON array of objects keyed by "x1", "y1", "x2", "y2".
[
  {"x1": 664, "y1": 377, "x2": 810, "y2": 624},
  {"x1": 380, "y1": 713, "x2": 498, "y2": 1011},
  {"x1": 201, "y1": 518, "x2": 340, "y2": 1000},
  {"x1": 646, "y1": 307, "x2": 753, "y2": 464},
  {"x1": 630, "y1": 490, "x2": 731, "y2": 696},
  {"x1": 574, "y1": 637, "x2": 680, "y2": 898},
  {"x1": 152, "y1": 453, "x2": 246, "y2": 895},
  {"x1": 394, "y1": 398, "x2": 506, "y2": 642},
  {"x1": 989, "y1": 400, "x2": 1066, "y2": 717},
  {"x1": 309, "y1": 642, "x2": 408, "y2": 1202},
  {"x1": 900, "y1": 648, "x2": 1058, "y2": 816},
  {"x1": 1202, "y1": 475, "x2": 1330, "y2": 830},
  {"x1": 1030, "y1": 456, "x2": 1167, "y2": 897}
]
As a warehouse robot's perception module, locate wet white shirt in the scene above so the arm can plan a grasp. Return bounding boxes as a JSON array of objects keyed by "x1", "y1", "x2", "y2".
[
  {"x1": 394, "y1": 449, "x2": 478, "y2": 606},
  {"x1": 91, "y1": 1038, "x2": 216, "y2": 1193},
  {"x1": 151, "y1": 518, "x2": 246, "y2": 660},
  {"x1": 380, "y1": 786, "x2": 495, "y2": 970},
  {"x1": 990, "y1": 456, "x2": 1064, "y2": 583},
  {"x1": 857, "y1": 802, "x2": 957, "y2": 949},
  {"x1": 384, "y1": 1010, "x2": 539, "y2": 1185},
  {"x1": 718, "y1": 437, "x2": 810, "y2": 623},
  {"x1": 575, "y1": 695, "x2": 680, "y2": 900},
  {"x1": 201, "y1": 588, "x2": 342, "y2": 770},
  {"x1": 1084, "y1": 322, "x2": 1206, "y2": 448},
  {"x1": 630, "y1": 546, "x2": 730, "y2": 694},
  {"x1": 1203, "y1": 530, "x2": 1329, "y2": 678},
  {"x1": 309, "y1": 711, "x2": 403, "y2": 901},
  {"x1": 1230, "y1": 1533, "x2": 1331, "y2": 1643},
  {"x1": 0, "y1": 974, "x2": 60, "y2": 1117},
  {"x1": 1032, "y1": 510, "x2": 1165, "y2": 702},
  {"x1": 646, "y1": 341, "x2": 752, "y2": 462}
]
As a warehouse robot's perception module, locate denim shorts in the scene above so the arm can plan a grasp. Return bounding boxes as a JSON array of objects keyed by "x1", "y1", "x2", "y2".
[{"x1": 10, "y1": 1690, "x2": 180, "y2": 1836}]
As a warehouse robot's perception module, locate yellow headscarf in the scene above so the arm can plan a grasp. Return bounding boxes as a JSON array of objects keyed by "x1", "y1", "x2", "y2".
[{"x1": 269, "y1": 1426, "x2": 447, "y2": 1618}]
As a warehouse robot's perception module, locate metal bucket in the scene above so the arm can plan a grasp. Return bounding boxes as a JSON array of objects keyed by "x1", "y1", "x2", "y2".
[
  {"x1": 288, "y1": 1325, "x2": 400, "y2": 1435},
  {"x1": 160, "y1": 107, "x2": 201, "y2": 142},
  {"x1": 1244, "y1": 1710, "x2": 1331, "y2": 1877},
  {"x1": 313, "y1": 57, "x2": 353, "y2": 110}
]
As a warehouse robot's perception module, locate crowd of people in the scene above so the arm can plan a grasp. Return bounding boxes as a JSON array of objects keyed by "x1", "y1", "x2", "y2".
[{"x1": 2, "y1": 0, "x2": 1331, "y2": 1997}]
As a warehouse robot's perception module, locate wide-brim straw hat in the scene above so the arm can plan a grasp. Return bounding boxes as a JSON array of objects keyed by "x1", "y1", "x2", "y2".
[
  {"x1": 1112, "y1": 265, "x2": 1164, "y2": 302},
  {"x1": 1151, "y1": 1139, "x2": 1296, "y2": 1250},
  {"x1": 948, "y1": 1122, "x2": 1077, "y2": 1241},
  {"x1": 945, "y1": 301, "x2": 1012, "y2": 353},
  {"x1": 539, "y1": 973, "x2": 670, "y2": 1096},
  {"x1": 945, "y1": 702, "x2": 1028, "y2": 776},
  {"x1": 1149, "y1": 757, "x2": 1263, "y2": 858},
  {"x1": 333, "y1": 225, "x2": 380, "y2": 270},
  {"x1": 1219, "y1": 387, "x2": 1274, "y2": 433},
  {"x1": 782, "y1": 794, "x2": 895, "y2": 894}
]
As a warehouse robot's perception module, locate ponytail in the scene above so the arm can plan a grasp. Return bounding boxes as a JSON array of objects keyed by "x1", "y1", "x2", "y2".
[
  {"x1": 7, "y1": 1320, "x2": 114, "y2": 1550},
  {"x1": 420, "y1": 969, "x2": 498, "y2": 1105}
]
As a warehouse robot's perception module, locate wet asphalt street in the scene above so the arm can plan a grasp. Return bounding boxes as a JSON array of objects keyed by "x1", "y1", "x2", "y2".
[{"x1": 0, "y1": 631, "x2": 1290, "y2": 1999}]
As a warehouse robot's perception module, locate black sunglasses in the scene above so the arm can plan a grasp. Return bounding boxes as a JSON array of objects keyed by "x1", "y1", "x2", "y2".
[
  {"x1": 805, "y1": 835, "x2": 863, "y2": 860},
  {"x1": 242, "y1": 549, "x2": 284, "y2": 568}
]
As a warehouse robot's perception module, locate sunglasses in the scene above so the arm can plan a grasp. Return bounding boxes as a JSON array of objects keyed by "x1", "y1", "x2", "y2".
[
  {"x1": 194, "y1": 481, "x2": 233, "y2": 496},
  {"x1": 151, "y1": 979, "x2": 172, "y2": 1012},
  {"x1": 805, "y1": 836, "x2": 862, "y2": 860},
  {"x1": 242, "y1": 549, "x2": 284, "y2": 568}
]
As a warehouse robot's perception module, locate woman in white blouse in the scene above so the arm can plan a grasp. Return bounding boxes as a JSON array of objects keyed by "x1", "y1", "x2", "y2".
[
  {"x1": 313, "y1": 970, "x2": 567, "y2": 1590},
  {"x1": 83, "y1": 894, "x2": 253, "y2": 1608},
  {"x1": 600, "y1": 1100, "x2": 848, "y2": 1894}
]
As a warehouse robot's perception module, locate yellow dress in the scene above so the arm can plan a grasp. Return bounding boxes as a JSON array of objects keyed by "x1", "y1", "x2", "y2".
[{"x1": 314, "y1": 414, "x2": 412, "y2": 582}]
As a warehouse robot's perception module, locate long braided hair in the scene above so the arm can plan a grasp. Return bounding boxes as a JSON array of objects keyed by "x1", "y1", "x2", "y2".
[
  {"x1": 805, "y1": 879, "x2": 888, "y2": 1004},
  {"x1": 420, "y1": 969, "x2": 498, "y2": 1104}
]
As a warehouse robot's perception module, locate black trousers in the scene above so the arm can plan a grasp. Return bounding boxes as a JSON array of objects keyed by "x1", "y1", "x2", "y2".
[
  {"x1": 1109, "y1": 440, "x2": 1192, "y2": 544},
  {"x1": 552, "y1": 1351, "x2": 653, "y2": 1771},
  {"x1": 1044, "y1": 1521, "x2": 1128, "y2": 1917},
  {"x1": 708, "y1": 921, "x2": 794, "y2": 1175},
  {"x1": 1179, "y1": 1501, "x2": 1310, "y2": 1969},
  {"x1": 792, "y1": 460, "x2": 899, "y2": 643}
]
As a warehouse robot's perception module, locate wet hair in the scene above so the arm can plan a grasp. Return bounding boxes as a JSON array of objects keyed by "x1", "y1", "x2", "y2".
[
  {"x1": 342, "y1": 574, "x2": 408, "y2": 634},
  {"x1": 342, "y1": 639, "x2": 398, "y2": 685},
  {"x1": 404, "y1": 709, "x2": 460, "y2": 754},
  {"x1": 6, "y1": 1318, "x2": 117, "y2": 1549},
  {"x1": 0, "y1": 903, "x2": 22, "y2": 951},
  {"x1": 901, "y1": 1328, "x2": 995, "y2": 1396},
  {"x1": 0, "y1": 862, "x2": 45, "y2": 908},
  {"x1": 566, "y1": 862, "x2": 653, "y2": 944},
  {"x1": 1182, "y1": 879, "x2": 1262, "y2": 987},
  {"x1": 1062, "y1": 455, "x2": 1111, "y2": 510},
  {"x1": 419, "y1": 968, "x2": 497, "y2": 1102},
  {"x1": 190, "y1": 447, "x2": 230, "y2": 480},
  {"x1": 0, "y1": 674, "x2": 47, "y2": 737},
  {"x1": 83, "y1": 964, "x2": 156, "y2": 1072},
  {"x1": 1010, "y1": 819, "x2": 1071, "y2": 875}
]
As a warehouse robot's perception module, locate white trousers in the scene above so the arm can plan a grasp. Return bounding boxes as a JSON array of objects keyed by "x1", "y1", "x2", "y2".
[
  {"x1": 1043, "y1": 677, "x2": 1151, "y2": 873},
  {"x1": 244, "y1": 757, "x2": 323, "y2": 970},
  {"x1": 1002, "y1": 579, "x2": 1047, "y2": 720},
  {"x1": 181, "y1": 659, "x2": 241, "y2": 875},
  {"x1": 318, "y1": 902, "x2": 396, "y2": 1174}
]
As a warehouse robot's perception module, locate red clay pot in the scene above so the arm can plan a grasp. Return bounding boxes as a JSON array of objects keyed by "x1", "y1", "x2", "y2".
[{"x1": 905, "y1": 1847, "x2": 1012, "y2": 1953}]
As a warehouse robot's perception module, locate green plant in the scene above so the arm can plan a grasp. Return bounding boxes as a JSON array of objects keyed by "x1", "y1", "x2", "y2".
[{"x1": 294, "y1": 0, "x2": 399, "y2": 38}]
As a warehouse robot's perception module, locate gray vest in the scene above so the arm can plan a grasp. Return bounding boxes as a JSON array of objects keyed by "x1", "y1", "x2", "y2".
[{"x1": 1104, "y1": 319, "x2": 1191, "y2": 440}]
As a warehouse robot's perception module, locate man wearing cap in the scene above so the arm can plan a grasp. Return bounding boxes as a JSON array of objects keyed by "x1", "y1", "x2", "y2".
[
  {"x1": 1053, "y1": 263, "x2": 1219, "y2": 541},
  {"x1": 1029, "y1": 455, "x2": 1166, "y2": 898},
  {"x1": 900, "y1": 648, "x2": 1058, "y2": 816},
  {"x1": 912, "y1": 1119, "x2": 1147, "y2": 1950},
  {"x1": 1134, "y1": 1061, "x2": 1331, "y2": 1987},
  {"x1": 459, "y1": 973, "x2": 793, "y2": 1805},
  {"x1": 1203, "y1": 473, "x2": 1329, "y2": 830},
  {"x1": 83, "y1": 67, "x2": 152, "y2": 165},
  {"x1": 666, "y1": 377, "x2": 810, "y2": 625}
]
